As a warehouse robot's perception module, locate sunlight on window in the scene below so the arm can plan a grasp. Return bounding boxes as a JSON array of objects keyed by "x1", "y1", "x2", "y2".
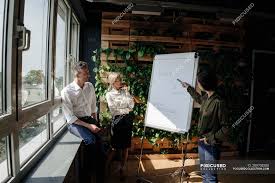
[
  {"x1": 52, "y1": 106, "x2": 66, "y2": 133},
  {"x1": 0, "y1": 137, "x2": 9, "y2": 182},
  {"x1": 0, "y1": 0, "x2": 6, "y2": 114},
  {"x1": 19, "y1": 115, "x2": 48, "y2": 165},
  {"x1": 54, "y1": 7, "x2": 66, "y2": 97},
  {"x1": 21, "y1": 0, "x2": 49, "y2": 107}
]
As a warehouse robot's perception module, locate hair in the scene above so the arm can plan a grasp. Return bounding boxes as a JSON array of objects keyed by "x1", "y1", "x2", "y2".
[
  {"x1": 107, "y1": 72, "x2": 121, "y2": 91},
  {"x1": 73, "y1": 61, "x2": 88, "y2": 77},
  {"x1": 197, "y1": 69, "x2": 217, "y2": 91}
]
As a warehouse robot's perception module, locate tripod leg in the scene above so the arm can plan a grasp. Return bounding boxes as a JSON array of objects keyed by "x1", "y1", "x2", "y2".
[{"x1": 137, "y1": 125, "x2": 146, "y2": 176}]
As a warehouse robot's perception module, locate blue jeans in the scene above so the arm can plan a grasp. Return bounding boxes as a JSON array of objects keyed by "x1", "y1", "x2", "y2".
[
  {"x1": 198, "y1": 140, "x2": 220, "y2": 183},
  {"x1": 68, "y1": 123, "x2": 98, "y2": 145},
  {"x1": 68, "y1": 120, "x2": 105, "y2": 183}
]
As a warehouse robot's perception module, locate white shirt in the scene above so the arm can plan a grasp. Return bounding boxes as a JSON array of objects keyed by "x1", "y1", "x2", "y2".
[
  {"x1": 106, "y1": 88, "x2": 134, "y2": 116},
  {"x1": 61, "y1": 81, "x2": 97, "y2": 124}
]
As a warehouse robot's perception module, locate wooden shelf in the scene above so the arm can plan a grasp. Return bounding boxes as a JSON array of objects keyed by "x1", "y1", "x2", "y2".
[
  {"x1": 190, "y1": 23, "x2": 241, "y2": 33},
  {"x1": 192, "y1": 39, "x2": 243, "y2": 48},
  {"x1": 100, "y1": 53, "x2": 154, "y2": 62},
  {"x1": 102, "y1": 19, "x2": 130, "y2": 28},
  {"x1": 130, "y1": 35, "x2": 191, "y2": 43},
  {"x1": 102, "y1": 34, "x2": 129, "y2": 41}
]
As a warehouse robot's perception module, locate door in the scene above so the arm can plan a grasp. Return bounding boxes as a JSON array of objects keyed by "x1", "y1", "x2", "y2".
[{"x1": 247, "y1": 50, "x2": 275, "y2": 152}]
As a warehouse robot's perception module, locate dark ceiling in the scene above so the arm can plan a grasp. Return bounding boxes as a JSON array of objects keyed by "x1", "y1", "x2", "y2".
[{"x1": 75, "y1": 0, "x2": 275, "y2": 24}]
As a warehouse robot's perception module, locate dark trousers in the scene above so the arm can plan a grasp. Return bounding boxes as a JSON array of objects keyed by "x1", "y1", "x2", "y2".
[{"x1": 68, "y1": 116, "x2": 105, "y2": 183}]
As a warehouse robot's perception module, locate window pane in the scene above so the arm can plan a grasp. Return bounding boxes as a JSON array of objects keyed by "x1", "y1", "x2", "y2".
[
  {"x1": 22, "y1": 0, "x2": 49, "y2": 107},
  {"x1": 55, "y1": 4, "x2": 67, "y2": 97},
  {"x1": 71, "y1": 17, "x2": 78, "y2": 59},
  {"x1": 0, "y1": 137, "x2": 9, "y2": 182},
  {"x1": 19, "y1": 115, "x2": 48, "y2": 165},
  {"x1": 0, "y1": 0, "x2": 7, "y2": 114},
  {"x1": 52, "y1": 106, "x2": 66, "y2": 133},
  {"x1": 69, "y1": 16, "x2": 78, "y2": 82}
]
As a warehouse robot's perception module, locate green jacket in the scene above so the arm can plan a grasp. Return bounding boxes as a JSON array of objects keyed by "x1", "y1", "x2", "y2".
[{"x1": 187, "y1": 86, "x2": 230, "y2": 145}]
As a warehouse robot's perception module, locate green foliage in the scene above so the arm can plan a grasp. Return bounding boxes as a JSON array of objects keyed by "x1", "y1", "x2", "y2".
[
  {"x1": 92, "y1": 44, "x2": 197, "y2": 147},
  {"x1": 92, "y1": 46, "x2": 249, "y2": 147},
  {"x1": 24, "y1": 70, "x2": 44, "y2": 85}
]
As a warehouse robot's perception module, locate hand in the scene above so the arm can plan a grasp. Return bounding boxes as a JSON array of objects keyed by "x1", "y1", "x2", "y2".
[
  {"x1": 181, "y1": 82, "x2": 190, "y2": 88},
  {"x1": 88, "y1": 124, "x2": 101, "y2": 133},
  {"x1": 121, "y1": 83, "x2": 129, "y2": 92},
  {"x1": 199, "y1": 137, "x2": 209, "y2": 145},
  {"x1": 133, "y1": 96, "x2": 142, "y2": 104}
]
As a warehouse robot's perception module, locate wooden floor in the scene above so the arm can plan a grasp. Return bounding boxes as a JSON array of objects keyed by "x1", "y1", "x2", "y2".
[{"x1": 104, "y1": 155, "x2": 275, "y2": 183}]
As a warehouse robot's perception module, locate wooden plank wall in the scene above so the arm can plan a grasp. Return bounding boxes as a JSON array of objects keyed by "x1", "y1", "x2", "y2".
[
  {"x1": 101, "y1": 11, "x2": 244, "y2": 63},
  {"x1": 100, "y1": 12, "x2": 242, "y2": 152}
]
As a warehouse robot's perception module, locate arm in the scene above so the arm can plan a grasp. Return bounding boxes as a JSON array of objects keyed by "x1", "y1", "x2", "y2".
[
  {"x1": 187, "y1": 86, "x2": 204, "y2": 105},
  {"x1": 125, "y1": 91, "x2": 135, "y2": 110},
  {"x1": 204, "y1": 101, "x2": 230, "y2": 144},
  {"x1": 106, "y1": 92, "x2": 127, "y2": 114},
  {"x1": 74, "y1": 119, "x2": 101, "y2": 133},
  {"x1": 61, "y1": 90, "x2": 78, "y2": 124},
  {"x1": 180, "y1": 81, "x2": 204, "y2": 104},
  {"x1": 106, "y1": 92, "x2": 116, "y2": 114},
  {"x1": 61, "y1": 89, "x2": 100, "y2": 133}
]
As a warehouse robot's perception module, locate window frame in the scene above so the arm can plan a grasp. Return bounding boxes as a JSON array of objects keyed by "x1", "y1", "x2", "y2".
[
  {"x1": 0, "y1": 136, "x2": 12, "y2": 182},
  {"x1": 53, "y1": 0, "x2": 70, "y2": 102},
  {"x1": 67, "y1": 13, "x2": 80, "y2": 83},
  {"x1": 0, "y1": 0, "x2": 18, "y2": 139},
  {"x1": 17, "y1": 0, "x2": 52, "y2": 126},
  {"x1": 0, "y1": 0, "x2": 81, "y2": 182},
  {"x1": 0, "y1": 0, "x2": 8, "y2": 117},
  {"x1": 20, "y1": 0, "x2": 52, "y2": 109}
]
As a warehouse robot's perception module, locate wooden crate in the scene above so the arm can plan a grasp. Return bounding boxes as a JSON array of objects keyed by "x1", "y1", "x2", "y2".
[
  {"x1": 130, "y1": 35, "x2": 190, "y2": 44},
  {"x1": 101, "y1": 41, "x2": 129, "y2": 49},
  {"x1": 102, "y1": 12, "x2": 131, "y2": 20},
  {"x1": 191, "y1": 39, "x2": 243, "y2": 52},
  {"x1": 102, "y1": 19, "x2": 130, "y2": 29}
]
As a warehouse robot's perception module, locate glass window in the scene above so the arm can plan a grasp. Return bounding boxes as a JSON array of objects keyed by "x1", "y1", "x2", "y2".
[
  {"x1": 0, "y1": 137, "x2": 10, "y2": 182},
  {"x1": 51, "y1": 105, "x2": 66, "y2": 133},
  {"x1": 71, "y1": 17, "x2": 78, "y2": 59},
  {"x1": 19, "y1": 115, "x2": 48, "y2": 165},
  {"x1": 0, "y1": 0, "x2": 7, "y2": 114},
  {"x1": 68, "y1": 15, "x2": 79, "y2": 82},
  {"x1": 21, "y1": 0, "x2": 49, "y2": 107},
  {"x1": 54, "y1": 2, "x2": 68, "y2": 97}
]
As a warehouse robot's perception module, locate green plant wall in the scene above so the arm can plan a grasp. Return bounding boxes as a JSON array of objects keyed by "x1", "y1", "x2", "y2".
[{"x1": 92, "y1": 45, "x2": 250, "y2": 147}]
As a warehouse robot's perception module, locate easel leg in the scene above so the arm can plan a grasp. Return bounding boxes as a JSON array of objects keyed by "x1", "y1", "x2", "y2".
[
  {"x1": 171, "y1": 133, "x2": 190, "y2": 183},
  {"x1": 136, "y1": 126, "x2": 152, "y2": 183},
  {"x1": 136, "y1": 129, "x2": 190, "y2": 183}
]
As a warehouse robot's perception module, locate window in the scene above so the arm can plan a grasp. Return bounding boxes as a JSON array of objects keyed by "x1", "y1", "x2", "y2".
[
  {"x1": 68, "y1": 15, "x2": 79, "y2": 82},
  {"x1": 0, "y1": 0, "x2": 82, "y2": 181},
  {"x1": 21, "y1": 0, "x2": 50, "y2": 107},
  {"x1": 19, "y1": 115, "x2": 48, "y2": 165},
  {"x1": 55, "y1": 1, "x2": 68, "y2": 97},
  {"x1": 0, "y1": 137, "x2": 10, "y2": 182},
  {"x1": 70, "y1": 16, "x2": 79, "y2": 60},
  {"x1": 0, "y1": 0, "x2": 7, "y2": 114},
  {"x1": 51, "y1": 105, "x2": 66, "y2": 133}
]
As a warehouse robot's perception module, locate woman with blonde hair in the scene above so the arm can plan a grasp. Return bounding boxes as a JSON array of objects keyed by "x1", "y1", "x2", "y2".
[{"x1": 105, "y1": 72, "x2": 135, "y2": 181}]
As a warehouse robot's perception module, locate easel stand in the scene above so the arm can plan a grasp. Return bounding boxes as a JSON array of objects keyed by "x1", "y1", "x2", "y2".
[{"x1": 136, "y1": 126, "x2": 190, "y2": 183}]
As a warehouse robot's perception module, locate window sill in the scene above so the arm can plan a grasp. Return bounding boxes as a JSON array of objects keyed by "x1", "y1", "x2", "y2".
[{"x1": 22, "y1": 130, "x2": 82, "y2": 183}]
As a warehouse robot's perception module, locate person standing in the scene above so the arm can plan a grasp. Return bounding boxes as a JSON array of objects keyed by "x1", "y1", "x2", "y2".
[
  {"x1": 180, "y1": 70, "x2": 230, "y2": 183},
  {"x1": 61, "y1": 61, "x2": 104, "y2": 183},
  {"x1": 105, "y1": 72, "x2": 135, "y2": 181}
]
